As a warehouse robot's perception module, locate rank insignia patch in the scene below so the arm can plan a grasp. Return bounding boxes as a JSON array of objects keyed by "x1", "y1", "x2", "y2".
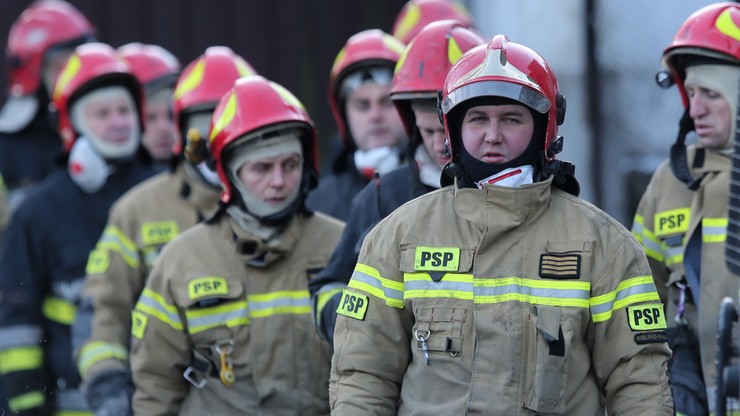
[{"x1": 539, "y1": 253, "x2": 581, "y2": 279}]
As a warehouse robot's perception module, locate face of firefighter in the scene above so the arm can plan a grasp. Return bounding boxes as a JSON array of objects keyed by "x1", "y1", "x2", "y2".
[
  {"x1": 82, "y1": 93, "x2": 137, "y2": 148},
  {"x1": 236, "y1": 152, "x2": 302, "y2": 207},
  {"x1": 414, "y1": 108, "x2": 449, "y2": 168},
  {"x1": 686, "y1": 84, "x2": 732, "y2": 150},
  {"x1": 460, "y1": 103, "x2": 534, "y2": 164},
  {"x1": 346, "y1": 83, "x2": 406, "y2": 151},
  {"x1": 141, "y1": 90, "x2": 176, "y2": 161}
]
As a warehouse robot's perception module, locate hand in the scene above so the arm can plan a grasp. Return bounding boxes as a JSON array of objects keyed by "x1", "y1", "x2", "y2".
[{"x1": 84, "y1": 369, "x2": 134, "y2": 416}]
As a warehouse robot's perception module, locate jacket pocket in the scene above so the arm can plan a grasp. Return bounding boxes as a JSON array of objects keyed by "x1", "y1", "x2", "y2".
[
  {"x1": 179, "y1": 277, "x2": 250, "y2": 383},
  {"x1": 524, "y1": 305, "x2": 569, "y2": 414},
  {"x1": 412, "y1": 306, "x2": 468, "y2": 359}
]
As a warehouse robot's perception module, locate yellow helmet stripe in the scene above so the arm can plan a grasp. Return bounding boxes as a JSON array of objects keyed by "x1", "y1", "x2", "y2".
[
  {"x1": 209, "y1": 91, "x2": 237, "y2": 142},
  {"x1": 717, "y1": 8, "x2": 740, "y2": 42},
  {"x1": 173, "y1": 59, "x2": 205, "y2": 100}
]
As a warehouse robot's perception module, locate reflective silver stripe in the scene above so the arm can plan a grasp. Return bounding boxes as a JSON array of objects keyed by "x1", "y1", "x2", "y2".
[
  {"x1": 640, "y1": 236, "x2": 664, "y2": 257},
  {"x1": 0, "y1": 325, "x2": 42, "y2": 349},
  {"x1": 631, "y1": 221, "x2": 644, "y2": 236},
  {"x1": 249, "y1": 296, "x2": 310, "y2": 312},
  {"x1": 404, "y1": 280, "x2": 473, "y2": 292},
  {"x1": 186, "y1": 308, "x2": 249, "y2": 329},
  {"x1": 99, "y1": 229, "x2": 140, "y2": 263},
  {"x1": 137, "y1": 293, "x2": 182, "y2": 327},
  {"x1": 143, "y1": 247, "x2": 158, "y2": 266},
  {"x1": 590, "y1": 282, "x2": 656, "y2": 316},
  {"x1": 350, "y1": 270, "x2": 404, "y2": 303},
  {"x1": 703, "y1": 223, "x2": 727, "y2": 237},
  {"x1": 474, "y1": 284, "x2": 589, "y2": 300}
]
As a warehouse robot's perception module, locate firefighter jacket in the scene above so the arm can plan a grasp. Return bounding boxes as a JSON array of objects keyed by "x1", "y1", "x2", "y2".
[
  {"x1": 130, "y1": 210, "x2": 344, "y2": 416},
  {"x1": 330, "y1": 177, "x2": 674, "y2": 415},
  {"x1": 0, "y1": 161, "x2": 156, "y2": 415},
  {"x1": 309, "y1": 162, "x2": 435, "y2": 341},
  {"x1": 73, "y1": 164, "x2": 221, "y2": 384},
  {"x1": 632, "y1": 144, "x2": 735, "y2": 409}
]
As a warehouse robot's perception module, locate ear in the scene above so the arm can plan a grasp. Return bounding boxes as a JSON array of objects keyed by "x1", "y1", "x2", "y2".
[{"x1": 556, "y1": 92, "x2": 566, "y2": 126}]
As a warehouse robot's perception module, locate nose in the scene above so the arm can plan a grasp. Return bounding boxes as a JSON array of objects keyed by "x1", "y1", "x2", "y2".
[
  {"x1": 432, "y1": 132, "x2": 446, "y2": 153},
  {"x1": 688, "y1": 94, "x2": 707, "y2": 119},
  {"x1": 270, "y1": 166, "x2": 287, "y2": 188},
  {"x1": 484, "y1": 123, "x2": 501, "y2": 144},
  {"x1": 368, "y1": 102, "x2": 385, "y2": 121}
]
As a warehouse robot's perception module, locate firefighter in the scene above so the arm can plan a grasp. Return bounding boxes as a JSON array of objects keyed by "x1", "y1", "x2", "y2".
[
  {"x1": 0, "y1": 42, "x2": 157, "y2": 415},
  {"x1": 631, "y1": 3, "x2": 740, "y2": 414},
  {"x1": 117, "y1": 42, "x2": 181, "y2": 168},
  {"x1": 0, "y1": 0, "x2": 96, "y2": 210},
  {"x1": 306, "y1": 29, "x2": 407, "y2": 221},
  {"x1": 72, "y1": 47, "x2": 255, "y2": 416},
  {"x1": 330, "y1": 34, "x2": 674, "y2": 415},
  {"x1": 310, "y1": 20, "x2": 484, "y2": 344},
  {"x1": 390, "y1": 0, "x2": 474, "y2": 45},
  {"x1": 130, "y1": 75, "x2": 344, "y2": 415}
]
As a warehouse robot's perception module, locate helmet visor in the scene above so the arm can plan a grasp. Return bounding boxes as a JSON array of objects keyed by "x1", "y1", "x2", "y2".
[{"x1": 441, "y1": 80, "x2": 550, "y2": 115}]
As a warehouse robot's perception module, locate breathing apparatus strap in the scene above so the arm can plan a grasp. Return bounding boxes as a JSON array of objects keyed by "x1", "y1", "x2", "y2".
[{"x1": 669, "y1": 109, "x2": 706, "y2": 190}]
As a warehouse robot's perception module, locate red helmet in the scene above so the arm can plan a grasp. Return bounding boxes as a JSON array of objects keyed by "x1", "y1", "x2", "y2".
[
  {"x1": 391, "y1": 0, "x2": 473, "y2": 45},
  {"x1": 6, "y1": 0, "x2": 96, "y2": 97},
  {"x1": 52, "y1": 42, "x2": 143, "y2": 151},
  {"x1": 209, "y1": 75, "x2": 317, "y2": 204},
  {"x1": 662, "y1": 2, "x2": 740, "y2": 108},
  {"x1": 440, "y1": 35, "x2": 566, "y2": 163},
  {"x1": 171, "y1": 46, "x2": 257, "y2": 154},
  {"x1": 328, "y1": 29, "x2": 406, "y2": 143},
  {"x1": 117, "y1": 43, "x2": 180, "y2": 93},
  {"x1": 390, "y1": 19, "x2": 484, "y2": 137}
]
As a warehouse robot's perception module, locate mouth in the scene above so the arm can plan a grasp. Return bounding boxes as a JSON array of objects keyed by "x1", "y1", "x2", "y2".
[
  {"x1": 265, "y1": 197, "x2": 286, "y2": 205},
  {"x1": 481, "y1": 152, "x2": 506, "y2": 163},
  {"x1": 437, "y1": 154, "x2": 451, "y2": 165}
]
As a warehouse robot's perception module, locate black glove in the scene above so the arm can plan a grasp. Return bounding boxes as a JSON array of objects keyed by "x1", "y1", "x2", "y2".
[
  {"x1": 84, "y1": 368, "x2": 134, "y2": 416},
  {"x1": 318, "y1": 292, "x2": 343, "y2": 345}
]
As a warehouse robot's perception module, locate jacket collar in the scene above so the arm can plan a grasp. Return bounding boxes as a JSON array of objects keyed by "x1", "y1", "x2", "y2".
[{"x1": 453, "y1": 176, "x2": 553, "y2": 230}]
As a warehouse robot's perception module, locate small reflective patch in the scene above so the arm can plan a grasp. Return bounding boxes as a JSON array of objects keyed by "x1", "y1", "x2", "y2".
[
  {"x1": 627, "y1": 303, "x2": 667, "y2": 331},
  {"x1": 188, "y1": 277, "x2": 228, "y2": 300},
  {"x1": 634, "y1": 331, "x2": 668, "y2": 345},
  {"x1": 654, "y1": 208, "x2": 689, "y2": 237},
  {"x1": 132, "y1": 311, "x2": 148, "y2": 339},
  {"x1": 336, "y1": 290, "x2": 368, "y2": 320},
  {"x1": 86, "y1": 249, "x2": 110, "y2": 274},
  {"x1": 141, "y1": 221, "x2": 179, "y2": 246},
  {"x1": 414, "y1": 246, "x2": 460, "y2": 271},
  {"x1": 539, "y1": 253, "x2": 580, "y2": 279}
]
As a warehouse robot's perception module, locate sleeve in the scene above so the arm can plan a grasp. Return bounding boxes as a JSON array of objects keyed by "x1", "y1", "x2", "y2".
[
  {"x1": 309, "y1": 183, "x2": 382, "y2": 342},
  {"x1": 329, "y1": 221, "x2": 413, "y2": 415},
  {"x1": 74, "y1": 203, "x2": 144, "y2": 382},
  {"x1": 0, "y1": 209, "x2": 53, "y2": 414},
  {"x1": 631, "y1": 171, "x2": 670, "y2": 303},
  {"x1": 588, "y1": 234, "x2": 674, "y2": 415},
  {"x1": 130, "y1": 253, "x2": 191, "y2": 416}
]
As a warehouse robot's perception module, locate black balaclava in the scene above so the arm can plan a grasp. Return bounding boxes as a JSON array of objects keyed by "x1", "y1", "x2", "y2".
[{"x1": 451, "y1": 97, "x2": 546, "y2": 187}]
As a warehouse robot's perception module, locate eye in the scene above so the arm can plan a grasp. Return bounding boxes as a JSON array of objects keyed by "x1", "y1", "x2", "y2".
[
  {"x1": 251, "y1": 163, "x2": 270, "y2": 174},
  {"x1": 283, "y1": 157, "x2": 300, "y2": 171},
  {"x1": 706, "y1": 89, "x2": 722, "y2": 99}
]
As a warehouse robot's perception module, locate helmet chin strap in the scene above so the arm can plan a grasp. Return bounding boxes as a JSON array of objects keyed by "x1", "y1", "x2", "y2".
[{"x1": 669, "y1": 109, "x2": 706, "y2": 191}]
